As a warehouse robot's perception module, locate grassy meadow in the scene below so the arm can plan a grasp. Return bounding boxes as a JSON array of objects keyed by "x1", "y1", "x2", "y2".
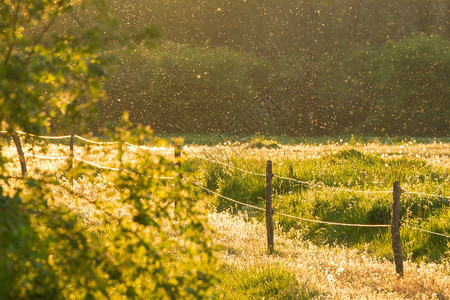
[{"x1": 1, "y1": 135, "x2": 449, "y2": 299}]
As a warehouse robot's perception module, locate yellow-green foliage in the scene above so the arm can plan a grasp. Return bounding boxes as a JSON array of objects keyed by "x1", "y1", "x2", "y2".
[
  {"x1": 0, "y1": 1, "x2": 216, "y2": 297},
  {"x1": 0, "y1": 130, "x2": 219, "y2": 298}
]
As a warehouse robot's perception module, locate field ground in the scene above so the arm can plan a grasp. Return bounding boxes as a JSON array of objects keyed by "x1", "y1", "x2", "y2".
[
  {"x1": 211, "y1": 211, "x2": 449, "y2": 299},
  {"x1": 1, "y1": 136, "x2": 449, "y2": 299}
]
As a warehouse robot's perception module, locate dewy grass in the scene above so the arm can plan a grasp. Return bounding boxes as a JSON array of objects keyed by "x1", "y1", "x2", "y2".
[
  {"x1": 246, "y1": 136, "x2": 281, "y2": 149},
  {"x1": 210, "y1": 211, "x2": 450, "y2": 299},
  {"x1": 2, "y1": 138, "x2": 449, "y2": 298},
  {"x1": 187, "y1": 141, "x2": 449, "y2": 262},
  {"x1": 218, "y1": 263, "x2": 318, "y2": 299}
]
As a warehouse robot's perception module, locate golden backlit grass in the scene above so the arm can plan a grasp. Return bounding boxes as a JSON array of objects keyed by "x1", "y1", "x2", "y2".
[
  {"x1": 1, "y1": 139, "x2": 449, "y2": 299},
  {"x1": 211, "y1": 211, "x2": 449, "y2": 299},
  {"x1": 183, "y1": 140, "x2": 450, "y2": 167}
]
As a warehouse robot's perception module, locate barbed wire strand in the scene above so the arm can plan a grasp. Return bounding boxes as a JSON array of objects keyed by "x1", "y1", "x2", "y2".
[
  {"x1": 404, "y1": 191, "x2": 450, "y2": 200},
  {"x1": 16, "y1": 145, "x2": 450, "y2": 237},
  {"x1": 124, "y1": 142, "x2": 174, "y2": 152},
  {"x1": 6, "y1": 131, "x2": 449, "y2": 200},
  {"x1": 74, "y1": 156, "x2": 120, "y2": 171},
  {"x1": 24, "y1": 153, "x2": 70, "y2": 160},
  {"x1": 74, "y1": 135, "x2": 119, "y2": 145},
  {"x1": 274, "y1": 174, "x2": 392, "y2": 195},
  {"x1": 189, "y1": 153, "x2": 449, "y2": 198},
  {"x1": 74, "y1": 156, "x2": 175, "y2": 180},
  {"x1": 188, "y1": 153, "x2": 392, "y2": 194},
  {"x1": 16, "y1": 131, "x2": 71, "y2": 139},
  {"x1": 403, "y1": 225, "x2": 450, "y2": 239},
  {"x1": 191, "y1": 181, "x2": 390, "y2": 227},
  {"x1": 274, "y1": 211, "x2": 391, "y2": 228},
  {"x1": 189, "y1": 155, "x2": 266, "y2": 177},
  {"x1": 190, "y1": 181, "x2": 266, "y2": 212},
  {"x1": 124, "y1": 142, "x2": 146, "y2": 149},
  {"x1": 193, "y1": 181, "x2": 450, "y2": 236}
]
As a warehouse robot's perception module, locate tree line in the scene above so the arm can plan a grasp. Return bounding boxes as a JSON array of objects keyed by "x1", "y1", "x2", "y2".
[{"x1": 96, "y1": 0, "x2": 449, "y2": 135}]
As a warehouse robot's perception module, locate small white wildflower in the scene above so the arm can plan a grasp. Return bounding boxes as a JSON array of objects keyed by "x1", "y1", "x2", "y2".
[
  {"x1": 327, "y1": 274, "x2": 335, "y2": 283},
  {"x1": 337, "y1": 267, "x2": 344, "y2": 273}
]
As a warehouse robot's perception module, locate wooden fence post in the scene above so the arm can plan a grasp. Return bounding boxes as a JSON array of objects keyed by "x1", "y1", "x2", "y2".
[
  {"x1": 174, "y1": 144, "x2": 181, "y2": 165},
  {"x1": 118, "y1": 140, "x2": 123, "y2": 170},
  {"x1": 69, "y1": 134, "x2": 74, "y2": 184},
  {"x1": 266, "y1": 160, "x2": 274, "y2": 254},
  {"x1": 12, "y1": 132, "x2": 27, "y2": 177},
  {"x1": 69, "y1": 134, "x2": 74, "y2": 169},
  {"x1": 173, "y1": 145, "x2": 182, "y2": 214},
  {"x1": 289, "y1": 163, "x2": 294, "y2": 189},
  {"x1": 391, "y1": 181, "x2": 404, "y2": 276}
]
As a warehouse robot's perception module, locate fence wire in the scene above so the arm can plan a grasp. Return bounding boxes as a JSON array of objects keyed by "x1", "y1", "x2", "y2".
[
  {"x1": 17, "y1": 131, "x2": 72, "y2": 139},
  {"x1": 74, "y1": 156, "x2": 176, "y2": 180},
  {"x1": 74, "y1": 156, "x2": 121, "y2": 171},
  {"x1": 273, "y1": 174, "x2": 393, "y2": 195},
  {"x1": 274, "y1": 211, "x2": 391, "y2": 228},
  {"x1": 190, "y1": 155, "x2": 266, "y2": 177},
  {"x1": 404, "y1": 191, "x2": 450, "y2": 200},
  {"x1": 74, "y1": 135, "x2": 119, "y2": 145},
  {"x1": 7, "y1": 132, "x2": 449, "y2": 239},
  {"x1": 188, "y1": 153, "x2": 449, "y2": 199},
  {"x1": 192, "y1": 181, "x2": 389, "y2": 228},
  {"x1": 190, "y1": 180, "x2": 266, "y2": 212},
  {"x1": 6, "y1": 131, "x2": 450, "y2": 200},
  {"x1": 403, "y1": 225, "x2": 450, "y2": 239},
  {"x1": 193, "y1": 182, "x2": 450, "y2": 238},
  {"x1": 24, "y1": 153, "x2": 70, "y2": 160}
]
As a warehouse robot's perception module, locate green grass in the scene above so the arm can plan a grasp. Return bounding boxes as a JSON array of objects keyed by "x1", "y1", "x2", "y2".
[
  {"x1": 156, "y1": 133, "x2": 450, "y2": 146},
  {"x1": 217, "y1": 264, "x2": 319, "y2": 299},
  {"x1": 186, "y1": 145, "x2": 450, "y2": 262},
  {"x1": 2, "y1": 137, "x2": 449, "y2": 298},
  {"x1": 246, "y1": 136, "x2": 281, "y2": 149}
]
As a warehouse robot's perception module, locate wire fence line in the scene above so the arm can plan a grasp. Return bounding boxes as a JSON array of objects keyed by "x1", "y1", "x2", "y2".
[
  {"x1": 273, "y1": 174, "x2": 393, "y2": 195},
  {"x1": 190, "y1": 155, "x2": 266, "y2": 177},
  {"x1": 73, "y1": 135, "x2": 119, "y2": 145},
  {"x1": 4, "y1": 130, "x2": 450, "y2": 238},
  {"x1": 191, "y1": 180, "x2": 389, "y2": 228},
  {"x1": 22, "y1": 150, "x2": 175, "y2": 179},
  {"x1": 74, "y1": 156, "x2": 121, "y2": 171},
  {"x1": 17, "y1": 131, "x2": 72, "y2": 139},
  {"x1": 24, "y1": 153, "x2": 70, "y2": 160},
  {"x1": 4, "y1": 131, "x2": 448, "y2": 200},
  {"x1": 74, "y1": 157, "x2": 176, "y2": 180},
  {"x1": 402, "y1": 225, "x2": 450, "y2": 239},
  {"x1": 124, "y1": 141, "x2": 147, "y2": 148},
  {"x1": 187, "y1": 153, "x2": 449, "y2": 198},
  {"x1": 187, "y1": 152, "x2": 450, "y2": 199},
  {"x1": 273, "y1": 211, "x2": 390, "y2": 228},
  {"x1": 21, "y1": 152, "x2": 123, "y2": 171},
  {"x1": 192, "y1": 181, "x2": 450, "y2": 238},
  {"x1": 404, "y1": 191, "x2": 450, "y2": 200},
  {"x1": 7, "y1": 130, "x2": 172, "y2": 152},
  {"x1": 189, "y1": 180, "x2": 266, "y2": 212}
]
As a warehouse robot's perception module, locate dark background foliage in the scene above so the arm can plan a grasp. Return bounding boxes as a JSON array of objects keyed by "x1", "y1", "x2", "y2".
[{"x1": 90, "y1": 0, "x2": 449, "y2": 136}]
